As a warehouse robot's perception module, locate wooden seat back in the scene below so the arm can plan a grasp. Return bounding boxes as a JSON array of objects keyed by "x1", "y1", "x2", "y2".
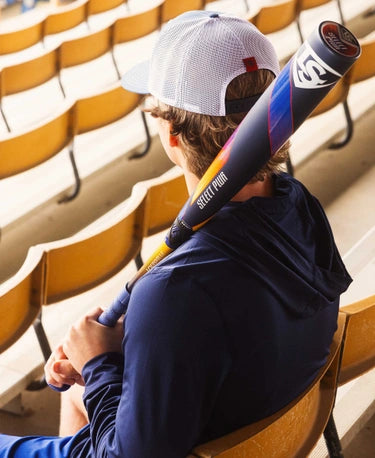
[
  {"x1": 44, "y1": 0, "x2": 89, "y2": 35},
  {"x1": 113, "y1": 0, "x2": 164, "y2": 45},
  {"x1": 0, "y1": 102, "x2": 74, "y2": 178},
  {"x1": 249, "y1": 0, "x2": 298, "y2": 35},
  {"x1": 0, "y1": 19, "x2": 44, "y2": 54},
  {"x1": 41, "y1": 186, "x2": 147, "y2": 303},
  {"x1": 339, "y1": 294, "x2": 375, "y2": 385},
  {"x1": 0, "y1": 247, "x2": 45, "y2": 353}
]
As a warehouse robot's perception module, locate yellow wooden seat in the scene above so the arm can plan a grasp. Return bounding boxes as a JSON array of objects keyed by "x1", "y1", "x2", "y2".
[
  {"x1": 0, "y1": 101, "x2": 74, "y2": 179},
  {"x1": 112, "y1": 0, "x2": 164, "y2": 45},
  {"x1": 59, "y1": 82, "x2": 143, "y2": 202},
  {"x1": 43, "y1": 0, "x2": 89, "y2": 36},
  {"x1": 189, "y1": 312, "x2": 346, "y2": 458},
  {"x1": 322, "y1": 294, "x2": 375, "y2": 455},
  {"x1": 0, "y1": 18, "x2": 45, "y2": 55},
  {"x1": 88, "y1": 0, "x2": 127, "y2": 15},
  {"x1": 136, "y1": 167, "x2": 189, "y2": 238},
  {"x1": 0, "y1": 246, "x2": 51, "y2": 392},
  {"x1": 350, "y1": 31, "x2": 375, "y2": 85},
  {"x1": 0, "y1": 83, "x2": 144, "y2": 202},
  {"x1": 339, "y1": 294, "x2": 375, "y2": 386},
  {"x1": 0, "y1": 247, "x2": 45, "y2": 354},
  {"x1": 249, "y1": 0, "x2": 299, "y2": 35},
  {"x1": 131, "y1": 167, "x2": 188, "y2": 267},
  {"x1": 73, "y1": 82, "x2": 140, "y2": 133},
  {"x1": 40, "y1": 185, "x2": 147, "y2": 303},
  {"x1": 0, "y1": 48, "x2": 61, "y2": 132},
  {"x1": 111, "y1": 0, "x2": 164, "y2": 79},
  {"x1": 58, "y1": 25, "x2": 115, "y2": 93},
  {"x1": 308, "y1": 69, "x2": 353, "y2": 149},
  {"x1": 162, "y1": 0, "x2": 207, "y2": 23},
  {"x1": 296, "y1": 0, "x2": 344, "y2": 41}
]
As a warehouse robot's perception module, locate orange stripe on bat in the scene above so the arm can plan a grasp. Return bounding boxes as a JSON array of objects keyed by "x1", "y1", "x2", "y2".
[{"x1": 190, "y1": 137, "x2": 233, "y2": 204}]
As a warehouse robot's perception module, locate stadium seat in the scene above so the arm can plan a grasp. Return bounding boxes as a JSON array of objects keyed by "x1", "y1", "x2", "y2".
[
  {"x1": 0, "y1": 101, "x2": 74, "y2": 179},
  {"x1": 350, "y1": 31, "x2": 375, "y2": 85},
  {"x1": 112, "y1": 0, "x2": 164, "y2": 45},
  {"x1": 43, "y1": 0, "x2": 89, "y2": 36},
  {"x1": 248, "y1": 0, "x2": 299, "y2": 36},
  {"x1": 137, "y1": 167, "x2": 189, "y2": 238},
  {"x1": 308, "y1": 70, "x2": 353, "y2": 149},
  {"x1": 0, "y1": 246, "x2": 51, "y2": 392},
  {"x1": 57, "y1": 25, "x2": 115, "y2": 94},
  {"x1": 60, "y1": 82, "x2": 143, "y2": 202},
  {"x1": 0, "y1": 246, "x2": 45, "y2": 354},
  {"x1": 0, "y1": 17, "x2": 45, "y2": 54},
  {"x1": 188, "y1": 312, "x2": 346, "y2": 458},
  {"x1": 339, "y1": 294, "x2": 375, "y2": 386},
  {"x1": 0, "y1": 48, "x2": 61, "y2": 131},
  {"x1": 40, "y1": 184, "x2": 147, "y2": 304},
  {"x1": 322, "y1": 294, "x2": 375, "y2": 456},
  {"x1": 111, "y1": 0, "x2": 165, "y2": 77},
  {"x1": 87, "y1": 0, "x2": 127, "y2": 16},
  {"x1": 162, "y1": 0, "x2": 207, "y2": 23},
  {"x1": 132, "y1": 167, "x2": 188, "y2": 265},
  {"x1": 296, "y1": 0, "x2": 345, "y2": 41},
  {"x1": 0, "y1": 82, "x2": 145, "y2": 200}
]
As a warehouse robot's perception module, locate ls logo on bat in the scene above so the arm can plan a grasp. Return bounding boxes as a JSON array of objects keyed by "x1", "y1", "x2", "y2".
[{"x1": 293, "y1": 43, "x2": 342, "y2": 89}]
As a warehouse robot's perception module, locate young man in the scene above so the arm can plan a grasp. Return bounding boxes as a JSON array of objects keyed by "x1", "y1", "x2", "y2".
[{"x1": 0, "y1": 10, "x2": 352, "y2": 458}]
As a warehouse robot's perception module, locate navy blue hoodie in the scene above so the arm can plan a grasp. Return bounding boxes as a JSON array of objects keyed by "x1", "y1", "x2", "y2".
[{"x1": 0, "y1": 174, "x2": 352, "y2": 458}]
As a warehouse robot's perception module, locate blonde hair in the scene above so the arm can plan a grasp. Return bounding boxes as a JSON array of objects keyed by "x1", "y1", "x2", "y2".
[{"x1": 147, "y1": 69, "x2": 289, "y2": 181}]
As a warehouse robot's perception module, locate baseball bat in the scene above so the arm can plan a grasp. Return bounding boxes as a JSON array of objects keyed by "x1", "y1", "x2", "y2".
[{"x1": 51, "y1": 21, "x2": 360, "y2": 391}]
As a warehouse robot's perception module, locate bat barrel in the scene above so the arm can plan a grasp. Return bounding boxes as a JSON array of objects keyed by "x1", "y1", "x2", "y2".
[{"x1": 177, "y1": 21, "x2": 361, "y2": 234}]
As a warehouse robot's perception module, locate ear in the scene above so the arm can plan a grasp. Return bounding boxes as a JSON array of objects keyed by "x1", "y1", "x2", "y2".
[{"x1": 169, "y1": 132, "x2": 179, "y2": 147}]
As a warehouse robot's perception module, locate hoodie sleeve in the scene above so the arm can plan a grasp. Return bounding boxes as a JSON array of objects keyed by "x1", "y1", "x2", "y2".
[{"x1": 81, "y1": 269, "x2": 231, "y2": 458}]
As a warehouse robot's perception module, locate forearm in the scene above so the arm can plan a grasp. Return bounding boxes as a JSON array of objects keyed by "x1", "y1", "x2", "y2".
[{"x1": 82, "y1": 353, "x2": 124, "y2": 457}]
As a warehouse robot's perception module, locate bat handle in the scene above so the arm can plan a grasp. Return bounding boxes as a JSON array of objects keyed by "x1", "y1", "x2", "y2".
[
  {"x1": 47, "y1": 286, "x2": 130, "y2": 392},
  {"x1": 97, "y1": 285, "x2": 130, "y2": 327}
]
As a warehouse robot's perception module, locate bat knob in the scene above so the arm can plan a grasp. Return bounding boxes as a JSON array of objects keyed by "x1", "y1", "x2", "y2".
[{"x1": 48, "y1": 383, "x2": 70, "y2": 392}]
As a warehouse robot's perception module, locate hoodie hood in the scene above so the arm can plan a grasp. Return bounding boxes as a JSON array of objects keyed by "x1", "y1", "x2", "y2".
[{"x1": 199, "y1": 173, "x2": 352, "y2": 318}]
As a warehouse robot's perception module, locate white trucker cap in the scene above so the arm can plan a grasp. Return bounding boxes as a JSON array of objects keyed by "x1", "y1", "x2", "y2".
[{"x1": 121, "y1": 10, "x2": 280, "y2": 116}]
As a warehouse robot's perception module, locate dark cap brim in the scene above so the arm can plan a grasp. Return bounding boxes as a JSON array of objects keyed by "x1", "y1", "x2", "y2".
[{"x1": 121, "y1": 60, "x2": 150, "y2": 94}]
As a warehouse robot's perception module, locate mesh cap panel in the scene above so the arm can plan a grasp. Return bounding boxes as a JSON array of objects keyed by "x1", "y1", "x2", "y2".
[{"x1": 122, "y1": 11, "x2": 280, "y2": 116}]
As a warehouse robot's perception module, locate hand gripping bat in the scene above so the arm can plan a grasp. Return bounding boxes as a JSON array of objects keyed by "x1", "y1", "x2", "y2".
[{"x1": 51, "y1": 21, "x2": 360, "y2": 391}]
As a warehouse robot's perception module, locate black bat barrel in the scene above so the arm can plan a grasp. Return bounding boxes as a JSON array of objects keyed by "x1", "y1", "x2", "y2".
[{"x1": 165, "y1": 20, "x2": 361, "y2": 249}]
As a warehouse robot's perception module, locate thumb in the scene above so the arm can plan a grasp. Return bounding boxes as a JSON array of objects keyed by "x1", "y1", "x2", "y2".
[{"x1": 87, "y1": 306, "x2": 105, "y2": 321}]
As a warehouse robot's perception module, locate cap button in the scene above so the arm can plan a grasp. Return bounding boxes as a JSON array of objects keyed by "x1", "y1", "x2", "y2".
[{"x1": 209, "y1": 13, "x2": 219, "y2": 18}]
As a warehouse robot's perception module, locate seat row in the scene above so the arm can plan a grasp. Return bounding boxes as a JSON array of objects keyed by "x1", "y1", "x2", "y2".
[
  {"x1": 1, "y1": 0, "x2": 372, "y2": 132},
  {"x1": 0, "y1": 81, "x2": 150, "y2": 204},
  {"x1": 1, "y1": 29, "x2": 373, "y2": 193},
  {"x1": 1, "y1": 0, "x2": 361, "y2": 58},
  {"x1": 0, "y1": 0, "x2": 128, "y2": 54},
  {"x1": 0, "y1": 0, "x2": 209, "y2": 55},
  {"x1": 249, "y1": 0, "x2": 345, "y2": 43},
  {"x1": 0, "y1": 165, "x2": 187, "y2": 358},
  {"x1": 0, "y1": 0, "x2": 166, "y2": 132}
]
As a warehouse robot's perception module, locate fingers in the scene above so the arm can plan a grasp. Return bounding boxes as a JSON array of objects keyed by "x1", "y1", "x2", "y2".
[
  {"x1": 54, "y1": 360, "x2": 85, "y2": 387},
  {"x1": 86, "y1": 307, "x2": 105, "y2": 322},
  {"x1": 44, "y1": 345, "x2": 84, "y2": 389}
]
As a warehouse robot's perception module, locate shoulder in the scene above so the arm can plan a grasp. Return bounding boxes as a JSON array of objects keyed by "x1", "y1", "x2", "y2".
[{"x1": 125, "y1": 264, "x2": 227, "y2": 349}]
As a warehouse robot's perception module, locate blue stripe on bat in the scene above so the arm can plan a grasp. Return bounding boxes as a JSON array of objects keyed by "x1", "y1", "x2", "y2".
[{"x1": 268, "y1": 60, "x2": 294, "y2": 155}]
